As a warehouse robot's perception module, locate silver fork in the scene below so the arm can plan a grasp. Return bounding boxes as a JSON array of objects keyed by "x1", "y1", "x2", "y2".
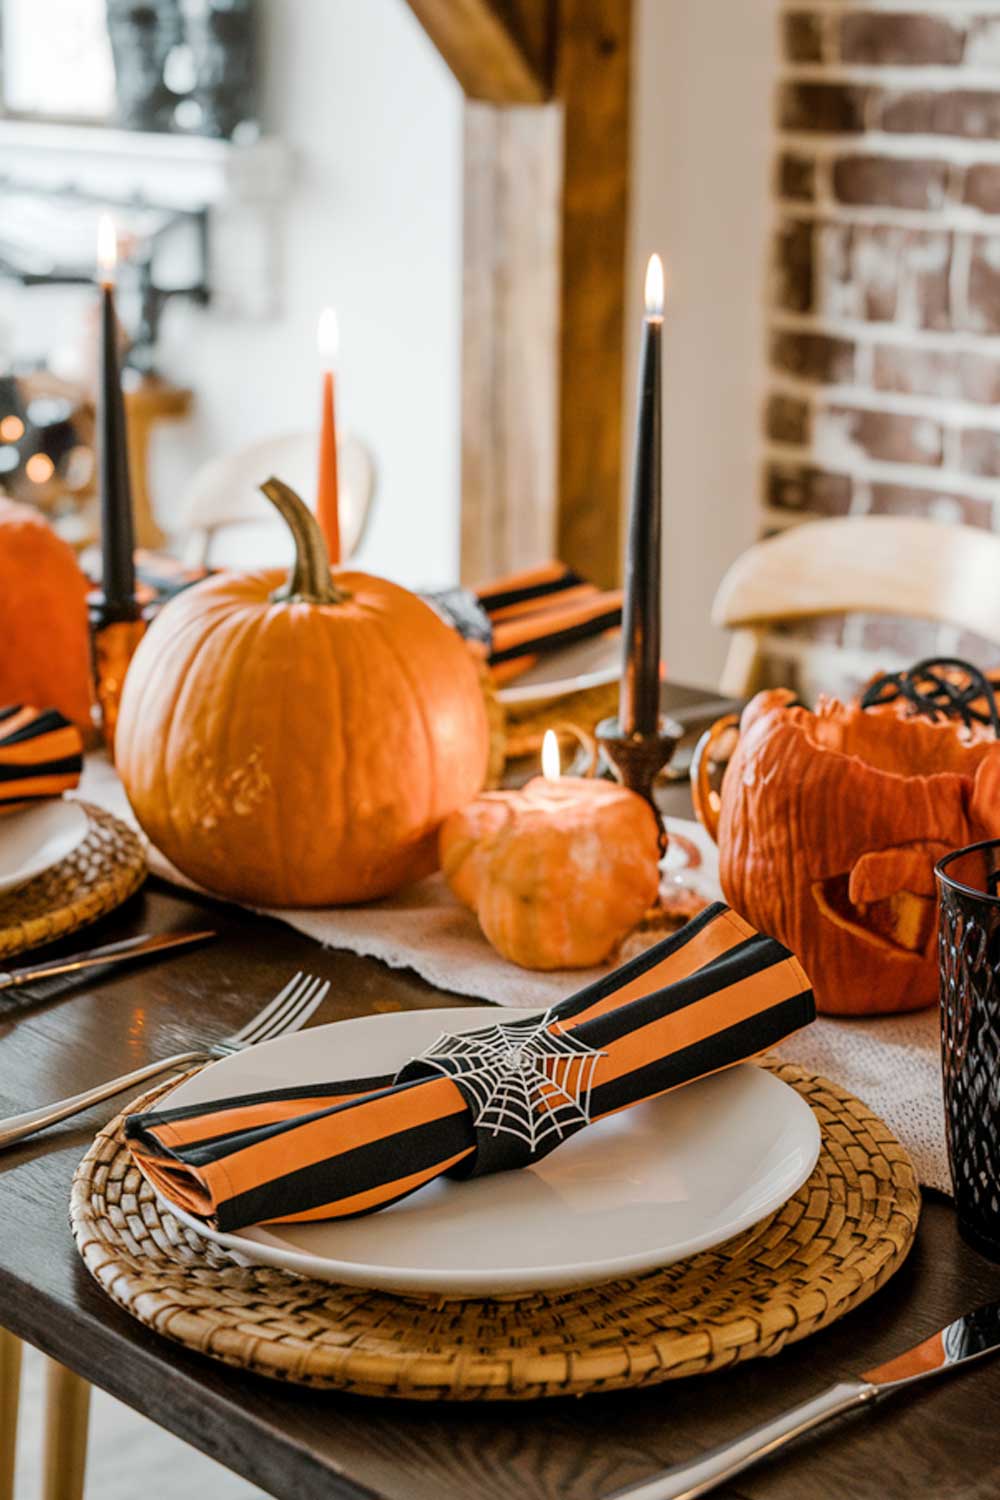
[{"x1": 0, "y1": 970, "x2": 330, "y2": 1150}]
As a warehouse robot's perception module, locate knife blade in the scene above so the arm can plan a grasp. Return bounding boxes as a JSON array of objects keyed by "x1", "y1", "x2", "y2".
[
  {"x1": 0, "y1": 929, "x2": 216, "y2": 992},
  {"x1": 610, "y1": 1302, "x2": 1000, "y2": 1500}
]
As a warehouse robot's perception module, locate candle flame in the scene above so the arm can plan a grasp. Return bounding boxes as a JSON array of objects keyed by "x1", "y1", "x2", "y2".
[
  {"x1": 317, "y1": 306, "x2": 339, "y2": 366},
  {"x1": 97, "y1": 213, "x2": 118, "y2": 283},
  {"x1": 644, "y1": 253, "x2": 665, "y2": 319},
  {"x1": 541, "y1": 729, "x2": 561, "y2": 783}
]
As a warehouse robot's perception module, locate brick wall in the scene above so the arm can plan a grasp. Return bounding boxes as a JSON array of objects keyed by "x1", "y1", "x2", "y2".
[{"x1": 766, "y1": 1, "x2": 1000, "y2": 695}]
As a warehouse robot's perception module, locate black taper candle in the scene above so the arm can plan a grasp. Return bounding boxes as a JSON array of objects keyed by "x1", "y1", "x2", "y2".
[
  {"x1": 96, "y1": 215, "x2": 138, "y2": 619},
  {"x1": 619, "y1": 254, "x2": 664, "y2": 738}
]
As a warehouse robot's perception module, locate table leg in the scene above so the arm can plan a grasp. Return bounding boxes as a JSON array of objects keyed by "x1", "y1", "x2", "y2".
[
  {"x1": 42, "y1": 1359, "x2": 91, "y2": 1500},
  {"x1": 0, "y1": 1328, "x2": 21, "y2": 1500}
]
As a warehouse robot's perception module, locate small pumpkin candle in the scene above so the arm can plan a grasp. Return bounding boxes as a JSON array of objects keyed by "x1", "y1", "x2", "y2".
[{"x1": 440, "y1": 731, "x2": 661, "y2": 970}]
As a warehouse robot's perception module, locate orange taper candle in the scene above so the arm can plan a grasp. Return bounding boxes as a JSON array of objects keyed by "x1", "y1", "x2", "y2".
[{"x1": 316, "y1": 307, "x2": 341, "y2": 564}]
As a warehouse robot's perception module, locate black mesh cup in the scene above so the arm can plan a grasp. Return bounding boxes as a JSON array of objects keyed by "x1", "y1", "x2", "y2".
[{"x1": 936, "y1": 841, "x2": 1000, "y2": 1262}]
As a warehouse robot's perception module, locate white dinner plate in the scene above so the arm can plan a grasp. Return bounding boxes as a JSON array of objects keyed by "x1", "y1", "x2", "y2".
[
  {"x1": 496, "y1": 630, "x2": 621, "y2": 707},
  {"x1": 0, "y1": 799, "x2": 89, "y2": 895},
  {"x1": 152, "y1": 1006, "x2": 821, "y2": 1296}
]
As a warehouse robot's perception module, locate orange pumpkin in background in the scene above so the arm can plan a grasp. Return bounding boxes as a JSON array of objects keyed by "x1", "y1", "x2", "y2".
[
  {"x1": 116, "y1": 478, "x2": 490, "y2": 907},
  {"x1": 709, "y1": 687, "x2": 1000, "y2": 1015},
  {"x1": 0, "y1": 497, "x2": 93, "y2": 731}
]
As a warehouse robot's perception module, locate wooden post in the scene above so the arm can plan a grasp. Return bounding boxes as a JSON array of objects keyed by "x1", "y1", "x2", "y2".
[
  {"x1": 0, "y1": 1329, "x2": 21, "y2": 1500},
  {"x1": 460, "y1": 101, "x2": 561, "y2": 582},
  {"x1": 42, "y1": 1359, "x2": 91, "y2": 1500},
  {"x1": 124, "y1": 377, "x2": 193, "y2": 549},
  {"x1": 553, "y1": 0, "x2": 631, "y2": 587},
  {"x1": 407, "y1": 0, "x2": 632, "y2": 587}
]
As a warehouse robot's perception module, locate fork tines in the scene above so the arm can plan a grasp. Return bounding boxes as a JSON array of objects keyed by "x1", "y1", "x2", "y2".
[{"x1": 227, "y1": 972, "x2": 330, "y2": 1051}]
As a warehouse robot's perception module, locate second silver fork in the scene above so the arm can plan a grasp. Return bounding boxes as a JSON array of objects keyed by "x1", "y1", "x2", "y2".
[{"x1": 0, "y1": 970, "x2": 330, "y2": 1150}]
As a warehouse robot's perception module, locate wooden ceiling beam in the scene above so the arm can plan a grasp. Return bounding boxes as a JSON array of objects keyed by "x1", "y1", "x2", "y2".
[{"x1": 404, "y1": 0, "x2": 551, "y2": 104}]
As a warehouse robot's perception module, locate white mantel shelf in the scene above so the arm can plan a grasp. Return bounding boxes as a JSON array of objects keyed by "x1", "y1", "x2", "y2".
[
  {"x1": 0, "y1": 118, "x2": 289, "y2": 203},
  {"x1": 0, "y1": 119, "x2": 291, "y2": 318}
]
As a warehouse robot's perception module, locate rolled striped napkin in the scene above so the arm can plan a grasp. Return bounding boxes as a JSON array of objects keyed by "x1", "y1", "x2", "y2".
[
  {"x1": 0, "y1": 705, "x2": 84, "y2": 813},
  {"x1": 126, "y1": 905, "x2": 814, "y2": 1232}
]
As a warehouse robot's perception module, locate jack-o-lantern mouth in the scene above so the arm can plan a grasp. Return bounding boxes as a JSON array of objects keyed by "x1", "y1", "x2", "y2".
[
  {"x1": 813, "y1": 875, "x2": 937, "y2": 957},
  {"x1": 810, "y1": 840, "x2": 951, "y2": 959}
]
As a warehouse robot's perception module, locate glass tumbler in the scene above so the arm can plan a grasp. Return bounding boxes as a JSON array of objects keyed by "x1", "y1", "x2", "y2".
[{"x1": 936, "y1": 840, "x2": 1000, "y2": 1262}]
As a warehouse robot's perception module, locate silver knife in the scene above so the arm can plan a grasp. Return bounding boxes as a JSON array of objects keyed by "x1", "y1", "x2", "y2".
[
  {"x1": 0, "y1": 929, "x2": 216, "y2": 992},
  {"x1": 611, "y1": 1302, "x2": 1000, "y2": 1500}
]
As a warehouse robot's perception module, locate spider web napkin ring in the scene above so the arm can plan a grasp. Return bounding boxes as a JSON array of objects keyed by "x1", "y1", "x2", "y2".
[
  {"x1": 397, "y1": 927, "x2": 813, "y2": 1179},
  {"x1": 402, "y1": 1011, "x2": 606, "y2": 1176}
]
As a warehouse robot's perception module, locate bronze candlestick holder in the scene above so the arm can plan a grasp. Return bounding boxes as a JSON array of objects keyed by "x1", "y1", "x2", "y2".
[
  {"x1": 89, "y1": 593, "x2": 146, "y2": 759},
  {"x1": 595, "y1": 713, "x2": 682, "y2": 856}
]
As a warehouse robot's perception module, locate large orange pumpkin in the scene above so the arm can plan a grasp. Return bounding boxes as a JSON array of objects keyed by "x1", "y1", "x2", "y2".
[
  {"x1": 713, "y1": 688, "x2": 1000, "y2": 1014},
  {"x1": 0, "y1": 497, "x2": 93, "y2": 730},
  {"x1": 116, "y1": 478, "x2": 490, "y2": 906}
]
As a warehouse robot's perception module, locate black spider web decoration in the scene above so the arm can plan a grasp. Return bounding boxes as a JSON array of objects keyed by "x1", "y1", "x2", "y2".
[
  {"x1": 860, "y1": 656, "x2": 1000, "y2": 737},
  {"x1": 416, "y1": 1012, "x2": 605, "y2": 1154}
]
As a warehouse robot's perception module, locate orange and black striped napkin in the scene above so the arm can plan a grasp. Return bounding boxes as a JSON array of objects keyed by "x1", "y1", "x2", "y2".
[
  {"x1": 427, "y1": 561, "x2": 623, "y2": 685},
  {"x1": 126, "y1": 905, "x2": 814, "y2": 1232},
  {"x1": 0, "y1": 706, "x2": 84, "y2": 813}
]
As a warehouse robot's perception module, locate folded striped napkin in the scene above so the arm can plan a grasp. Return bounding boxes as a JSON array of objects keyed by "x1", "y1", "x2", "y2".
[
  {"x1": 126, "y1": 905, "x2": 813, "y2": 1232},
  {"x1": 0, "y1": 706, "x2": 84, "y2": 813},
  {"x1": 427, "y1": 561, "x2": 623, "y2": 686}
]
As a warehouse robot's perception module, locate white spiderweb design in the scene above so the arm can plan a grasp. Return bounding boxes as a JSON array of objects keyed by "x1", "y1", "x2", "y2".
[{"x1": 415, "y1": 1011, "x2": 605, "y2": 1154}]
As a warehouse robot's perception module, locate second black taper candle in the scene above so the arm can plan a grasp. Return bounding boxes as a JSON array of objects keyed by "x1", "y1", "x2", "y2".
[{"x1": 619, "y1": 253, "x2": 664, "y2": 738}]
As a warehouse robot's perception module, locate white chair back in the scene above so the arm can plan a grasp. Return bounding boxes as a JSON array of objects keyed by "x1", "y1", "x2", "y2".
[{"x1": 175, "y1": 430, "x2": 376, "y2": 569}]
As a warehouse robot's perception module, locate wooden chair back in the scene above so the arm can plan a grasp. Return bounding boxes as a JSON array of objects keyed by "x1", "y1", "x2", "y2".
[{"x1": 713, "y1": 516, "x2": 1000, "y2": 697}]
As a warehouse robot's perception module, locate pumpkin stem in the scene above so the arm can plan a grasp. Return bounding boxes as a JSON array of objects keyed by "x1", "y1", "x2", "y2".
[{"x1": 260, "y1": 477, "x2": 349, "y2": 606}]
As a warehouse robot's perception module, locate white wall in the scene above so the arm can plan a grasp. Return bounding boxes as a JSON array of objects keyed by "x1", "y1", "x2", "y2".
[
  {"x1": 160, "y1": 0, "x2": 464, "y2": 589},
  {"x1": 629, "y1": 0, "x2": 778, "y2": 687},
  {"x1": 2, "y1": 0, "x2": 464, "y2": 591}
]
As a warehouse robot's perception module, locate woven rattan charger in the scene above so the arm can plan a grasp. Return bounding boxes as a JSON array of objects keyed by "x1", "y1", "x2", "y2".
[
  {"x1": 0, "y1": 801, "x2": 146, "y2": 961},
  {"x1": 71, "y1": 1059, "x2": 920, "y2": 1401}
]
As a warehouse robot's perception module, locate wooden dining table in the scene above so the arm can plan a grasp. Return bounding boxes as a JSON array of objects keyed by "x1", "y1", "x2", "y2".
[{"x1": 2, "y1": 695, "x2": 1000, "y2": 1500}]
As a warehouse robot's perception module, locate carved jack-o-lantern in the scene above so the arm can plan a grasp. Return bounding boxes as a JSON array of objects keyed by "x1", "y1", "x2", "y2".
[{"x1": 703, "y1": 683, "x2": 1000, "y2": 1015}]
